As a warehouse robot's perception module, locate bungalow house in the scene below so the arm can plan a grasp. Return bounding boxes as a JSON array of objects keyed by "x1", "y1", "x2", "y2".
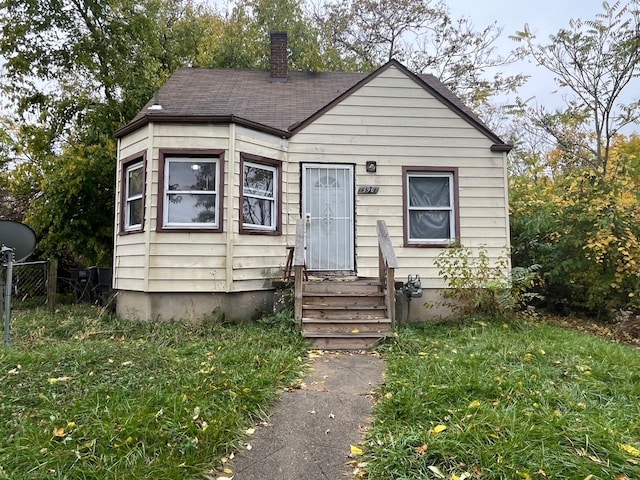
[{"x1": 113, "y1": 32, "x2": 511, "y2": 347}]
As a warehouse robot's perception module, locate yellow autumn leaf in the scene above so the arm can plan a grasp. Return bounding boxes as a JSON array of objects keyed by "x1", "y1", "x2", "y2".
[
  {"x1": 468, "y1": 400, "x2": 481, "y2": 408},
  {"x1": 620, "y1": 443, "x2": 640, "y2": 457},
  {"x1": 245, "y1": 427, "x2": 255, "y2": 435},
  {"x1": 223, "y1": 467, "x2": 233, "y2": 474},
  {"x1": 350, "y1": 445, "x2": 363, "y2": 456},
  {"x1": 48, "y1": 376, "x2": 73, "y2": 384},
  {"x1": 53, "y1": 427, "x2": 66, "y2": 438},
  {"x1": 431, "y1": 424, "x2": 447, "y2": 434}
]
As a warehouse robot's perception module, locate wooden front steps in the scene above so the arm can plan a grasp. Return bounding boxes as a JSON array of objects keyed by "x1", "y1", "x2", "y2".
[{"x1": 301, "y1": 279, "x2": 393, "y2": 350}]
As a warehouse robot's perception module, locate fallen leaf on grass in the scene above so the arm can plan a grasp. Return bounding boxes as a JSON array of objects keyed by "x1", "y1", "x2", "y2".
[
  {"x1": 452, "y1": 473, "x2": 472, "y2": 480},
  {"x1": 245, "y1": 428, "x2": 255, "y2": 435},
  {"x1": 430, "y1": 425, "x2": 447, "y2": 435},
  {"x1": 53, "y1": 427, "x2": 66, "y2": 438},
  {"x1": 620, "y1": 443, "x2": 640, "y2": 457},
  {"x1": 415, "y1": 444, "x2": 428, "y2": 456},
  {"x1": 427, "y1": 465, "x2": 445, "y2": 478},
  {"x1": 48, "y1": 376, "x2": 73, "y2": 384},
  {"x1": 468, "y1": 400, "x2": 481, "y2": 408},
  {"x1": 350, "y1": 445, "x2": 363, "y2": 456}
]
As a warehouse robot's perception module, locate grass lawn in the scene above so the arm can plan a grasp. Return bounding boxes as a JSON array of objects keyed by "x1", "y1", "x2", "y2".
[
  {"x1": 0, "y1": 305, "x2": 307, "y2": 479},
  {"x1": 365, "y1": 318, "x2": 640, "y2": 480}
]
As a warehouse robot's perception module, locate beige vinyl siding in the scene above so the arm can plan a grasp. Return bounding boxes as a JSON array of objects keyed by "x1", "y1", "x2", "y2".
[
  {"x1": 232, "y1": 129, "x2": 290, "y2": 290},
  {"x1": 146, "y1": 124, "x2": 229, "y2": 292},
  {"x1": 115, "y1": 123, "x2": 291, "y2": 294},
  {"x1": 115, "y1": 124, "x2": 231, "y2": 293},
  {"x1": 119, "y1": 128, "x2": 148, "y2": 158},
  {"x1": 289, "y1": 65, "x2": 509, "y2": 282},
  {"x1": 113, "y1": 242, "x2": 146, "y2": 291},
  {"x1": 113, "y1": 129, "x2": 150, "y2": 291}
]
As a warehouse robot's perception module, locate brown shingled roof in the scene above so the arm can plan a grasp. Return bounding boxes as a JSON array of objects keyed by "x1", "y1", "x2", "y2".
[{"x1": 115, "y1": 59, "x2": 510, "y2": 150}]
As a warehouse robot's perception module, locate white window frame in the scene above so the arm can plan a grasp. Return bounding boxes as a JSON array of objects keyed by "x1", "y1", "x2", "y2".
[
  {"x1": 124, "y1": 161, "x2": 144, "y2": 232},
  {"x1": 163, "y1": 157, "x2": 219, "y2": 229},
  {"x1": 406, "y1": 171, "x2": 456, "y2": 244},
  {"x1": 242, "y1": 161, "x2": 277, "y2": 231}
]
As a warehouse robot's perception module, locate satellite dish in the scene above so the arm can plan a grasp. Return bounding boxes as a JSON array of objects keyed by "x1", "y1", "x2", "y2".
[{"x1": 0, "y1": 220, "x2": 37, "y2": 262}]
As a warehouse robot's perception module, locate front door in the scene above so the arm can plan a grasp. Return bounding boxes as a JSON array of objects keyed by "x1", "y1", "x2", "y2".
[{"x1": 302, "y1": 164, "x2": 355, "y2": 271}]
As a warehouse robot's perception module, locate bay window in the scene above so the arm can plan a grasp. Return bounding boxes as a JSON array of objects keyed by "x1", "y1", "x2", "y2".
[{"x1": 158, "y1": 150, "x2": 224, "y2": 232}]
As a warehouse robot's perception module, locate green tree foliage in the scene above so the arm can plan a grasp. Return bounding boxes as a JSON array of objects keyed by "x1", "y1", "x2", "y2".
[
  {"x1": 510, "y1": 135, "x2": 640, "y2": 317},
  {"x1": 194, "y1": 0, "x2": 351, "y2": 72},
  {"x1": 509, "y1": 2, "x2": 640, "y2": 317},
  {"x1": 0, "y1": 0, "x2": 213, "y2": 264}
]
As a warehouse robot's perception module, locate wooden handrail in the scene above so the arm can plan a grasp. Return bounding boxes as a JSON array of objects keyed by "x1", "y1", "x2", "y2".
[
  {"x1": 293, "y1": 218, "x2": 305, "y2": 327},
  {"x1": 377, "y1": 220, "x2": 398, "y2": 327}
]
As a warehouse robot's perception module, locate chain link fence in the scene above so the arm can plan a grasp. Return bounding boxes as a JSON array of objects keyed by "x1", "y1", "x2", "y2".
[
  {"x1": 1, "y1": 260, "x2": 113, "y2": 309},
  {"x1": 2, "y1": 260, "x2": 50, "y2": 309}
]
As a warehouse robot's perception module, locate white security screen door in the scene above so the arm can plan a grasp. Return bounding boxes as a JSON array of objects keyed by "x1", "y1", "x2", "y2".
[{"x1": 302, "y1": 164, "x2": 355, "y2": 271}]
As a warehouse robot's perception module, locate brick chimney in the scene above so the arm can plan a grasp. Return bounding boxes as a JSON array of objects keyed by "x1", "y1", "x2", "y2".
[{"x1": 270, "y1": 31, "x2": 288, "y2": 82}]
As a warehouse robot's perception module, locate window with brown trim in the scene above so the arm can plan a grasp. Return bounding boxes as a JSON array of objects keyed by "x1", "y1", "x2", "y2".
[
  {"x1": 403, "y1": 167, "x2": 460, "y2": 247},
  {"x1": 158, "y1": 150, "x2": 224, "y2": 232},
  {"x1": 120, "y1": 152, "x2": 146, "y2": 234},
  {"x1": 240, "y1": 153, "x2": 281, "y2": 235}
]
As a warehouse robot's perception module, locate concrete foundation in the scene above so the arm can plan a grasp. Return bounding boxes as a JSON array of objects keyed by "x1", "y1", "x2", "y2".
[
  {"x1": 115, "y1": 290, "x2": 275, "y2": 323},
  {"x1": 394, "y1": 288, "x2": 458, "y2": 323},
  {"x1": 115, "y1": 286, "x2": 456, "y2": 324}
]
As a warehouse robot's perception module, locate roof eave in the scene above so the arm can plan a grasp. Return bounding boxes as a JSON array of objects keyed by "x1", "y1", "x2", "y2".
[
  {"x1": 491, "y1": 143, "x2": 514, "y2": 153},
  {"x1": 115, "y1": 113, "x2": 291, "y2": 139}
]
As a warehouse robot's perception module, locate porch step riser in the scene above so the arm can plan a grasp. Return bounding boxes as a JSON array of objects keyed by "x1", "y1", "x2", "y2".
[
  {"x1": 303, "y1": 322, "x2": 391, "y2": 335},
  {"x1": 308, "y1": 336, "x2": 385, "y2": 350},
  {"x1": 302, "y1": 295, "x2": 384, "y2": 307},
  {"x1": 302, "y1": 310, "x2": 387, "y2": 320},
  {"x1": 303, "y1": 284, "x2": 381, "y2": 295}
]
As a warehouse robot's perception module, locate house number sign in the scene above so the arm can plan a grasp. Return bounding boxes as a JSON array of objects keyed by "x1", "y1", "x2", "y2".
[{"x1": 357, "y1": 186, "x2": 379, "y2": 194}]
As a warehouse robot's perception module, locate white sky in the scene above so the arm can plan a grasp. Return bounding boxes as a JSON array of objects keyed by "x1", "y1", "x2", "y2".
[{"x1": 446, "y1": 0, "x2": 608, "y2": 105}]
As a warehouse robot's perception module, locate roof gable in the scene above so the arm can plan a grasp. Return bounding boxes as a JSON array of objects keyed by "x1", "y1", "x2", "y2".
[{"x1": 115, "y1": 60, "x2": 511, "y2": 151}]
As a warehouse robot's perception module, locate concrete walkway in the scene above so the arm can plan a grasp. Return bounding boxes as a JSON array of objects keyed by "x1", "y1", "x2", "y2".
[{"x1": 222, "y1": 351, "x2": 385, "y2": 479}]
